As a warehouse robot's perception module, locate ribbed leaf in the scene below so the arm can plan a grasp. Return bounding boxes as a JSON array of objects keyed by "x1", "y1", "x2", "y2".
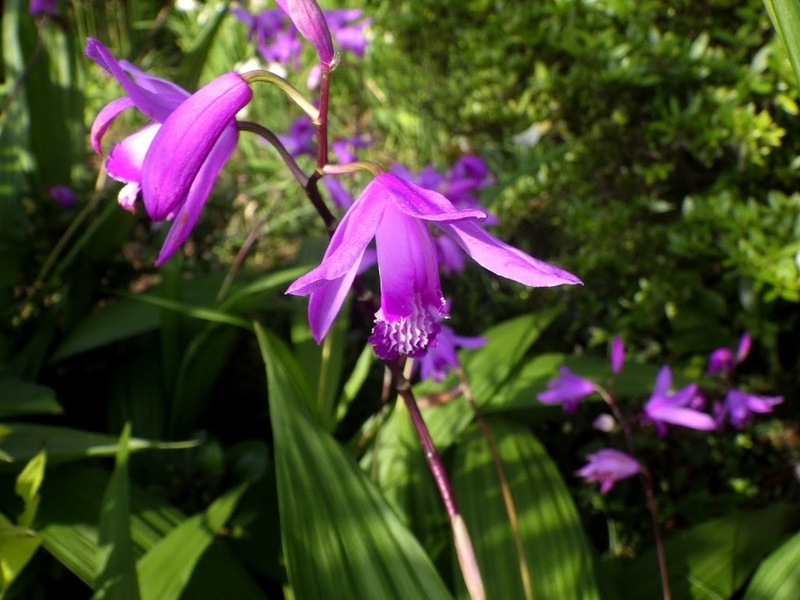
[
  {"x1": 765, "y1": 0, "x2": 800, "y2": 85},
  {"x1": 255, "y1": 323, "x2": 452, "y2": 600},
  {"x1": 618, "y1": 504, "x2": 798, "y2": 599},
  {"x1": 745, "y1": 528, "x2": 800, "y2": 600},
  {"x1": 136, "y1": 484, "x2": 247, "y2": 600},
  {"x1": 30, "y1": 465, "x2": 266, "y2": 598},
  {"x1": 452, "y1": 419, "x2": 600, "y2": 600},
  {"x1": 94, "y1": 424, "x2": 140, "y2": 600},
  {"x1": 0, "y1": 514, "x2": 40, "y2": 593}
]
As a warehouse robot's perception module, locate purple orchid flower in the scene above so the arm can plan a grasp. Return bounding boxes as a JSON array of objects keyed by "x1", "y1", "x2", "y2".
[
  {"x1": 286, "y1": 172, "x2": 580, "y2": 357},
  {"x1": 278, "y1": 116, "x2": 317, "y2": 157},
  {"x1": 30, "y1": 0, "x2": 57, "y2": 16},
  {"x1": 537, "y1": 366, "x2": 595, "y2": 413},
  {"x1": 643, "y1": 365, "x2": 716, "y2": 436},
  {"x1": 717, "y1": 389, "x2": 782, "y2": 429},
  {"x1": 708, "y1": 332, "x2": 752, "y2": 376},
  {"x1": 48, "y1": 185, "x2": 75, "y2": 209},
  {"x1": 417, "y1": 325, "x2": 487, "y2": 383},
  {"x1": 577, "y1": 449, "x2": 641, "y2": 494},
  {"x1": 610, "y1": 335, "x2": 624, "y2": 374},
  {"x1": 325, "y1": 9, "x2": 371, "y2": 57},
  {"x1": 86, "y1": 39, "x2": 252, "y2": 265}
]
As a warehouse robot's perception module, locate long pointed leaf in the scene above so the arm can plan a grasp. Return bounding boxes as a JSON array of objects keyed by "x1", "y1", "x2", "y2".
[{"x1": 255, "y1": 323, "x2": 452, "y2": 599}]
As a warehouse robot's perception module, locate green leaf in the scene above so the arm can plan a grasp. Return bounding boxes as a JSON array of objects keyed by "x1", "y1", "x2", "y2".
[
  {"x1": 765, "y1": 0, "x2": 800, "y2": 86},
  {"x1": 50, "y1": 299, "x2": 161, "y2": 362},
  {"x1": 745, "y1": 528, "x2": 800, "y2": 600},
  {"x1": 0, "y1": 423, "x2": 196, "y2": 467},
  {"x1": 255, "y1": 323, "x2": 452, "y2": 599},
  {"x1": 618, "y1": 504, "x2": 799, "y2": 599},
  {"x1": 94, "y1": 424, "x2": 140, "y2": 600},
  {"x1": 136, "y1": 484, "x2": 247, "y2": 600},
  {"x1": 452, "y1": 419, "x2": 600, "y2": 600},
  {"x1": 15, "y1": 449, "x2": 45, "y2": 528},
  {"x1": 28, "y1": 465, "x2": 266, "y2": 598},
  {"x1": 0, "y1": 514, "x2": 41, "y2": 593},
  {"x1": 0, "y1": 379, "x2": 62, "y2": 418}
]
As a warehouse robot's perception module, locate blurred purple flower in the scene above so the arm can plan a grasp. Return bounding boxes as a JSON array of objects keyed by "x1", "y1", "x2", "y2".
[
  {"x1": 278, "y1": 116, "x2": 316, "y2": 157},
  {"x1": 537, "y1": 366, "x2": 595, "y2": 413},
  {"x1": 577, "y1": 449, "x2": 641, "y2": 494},
  {"x1": 287, "y1": 172, "x2": 580, "y2": 355},
  {"x1": 48, "y1": 185, "x2": 75, "y2": 209},
  {"x1": 642, "y1": 366, "x2": 716, "y2": 436},
  {"x1": 86, "y1": 39, "x2": 251, "y2": 265},
  {"x1": 708, "y1": 332, "x2": 752, "y2": 376},
  {"x1": 717, "y1": 389, "x2": 782, "y2": 429},
  {"x1": 417, "y1": 324, "x2": 486, "y2": 383},
  {"x1": 30, "y1": 0, "x2": 57, "y2": 16},
  {"x1": 610, "y1": 335, "x2": 624, "y2": 374},
  {"x1": 325, "y1": 9, "x2": 371, "y2": 57}
]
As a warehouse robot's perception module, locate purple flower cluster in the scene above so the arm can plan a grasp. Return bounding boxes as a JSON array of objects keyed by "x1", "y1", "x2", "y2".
[
  {"x1": 577, "y1": 449, "x2": 640, "y2": 494},
  {"x1": 709, "y1": 333, "x2": 783, "y2": 429}
]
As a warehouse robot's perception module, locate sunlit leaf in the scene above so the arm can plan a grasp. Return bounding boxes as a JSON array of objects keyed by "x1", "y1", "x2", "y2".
[
  {"x1": 255, "y1": 323, "x2": 452, "y2": 599},
  {"x1": 452, "y1": 419, "x2": 601, "y2": 600},
  {"x1": 744, "y1": 528, "x2": 800, "y2": 600}
]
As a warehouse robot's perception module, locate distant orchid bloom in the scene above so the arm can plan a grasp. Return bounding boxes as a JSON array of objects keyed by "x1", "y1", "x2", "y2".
[
  {"x1": 610, "y1": 335, "x2": 624, "y2": 374},
  {"x1": 537, "y1": 366, "x2": 595, "y2": 413},
  {"x1": 286, "y1": 172, "x2": 580, "y2": 357},
  {"x1": 48, "y1": 185, "x2": 75, "y2": 209},
  {"x1": 643, "y1": 366, "x2": 716, "y2": 436},
  {"x1": 86, "y1": 39, "x2": 252, "y2": 265},
  {"x1": 278, "y1": 116, "x2": 316, "y2": 157},
  {"x1": 717, "y1": 389, "x2": 782, "y2": 429},
  {"x1": 325, "y1": 9, "x2": 371, "y2": 57},
  {"x1": 708, "y1": 332, "x2": 752, "y2": 376},
  {"x1": 417, "y1": 325, "x2": 486, "y2": 383},
  {"x1": 29, "y1": 0, "x2": 57, "y2": 16},
  {"x1": 577, "y1": 449, "x2": 641, "y2": 494}
]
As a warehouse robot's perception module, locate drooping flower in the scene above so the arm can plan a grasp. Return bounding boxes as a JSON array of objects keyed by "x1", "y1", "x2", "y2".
[
  {"x1": 537, "y1": 366, "x2": 595, "y2": 413},
  {"x1": 577, "y1": 449, "x2": 641, "y2": 494},
  {"x1": 286, "y1": 172, "x2": 580, "y2": 357},
  {"x1": 610, "y1": 335, "x2": 624, "y2": 374},
  {"x1": 86, "y1": 39, "x2": 252, "y2": 265},
  {"x1": 717, "y1": 389, "x2": 782, "y2": 429},
  {"x1": 642, "y1": 365, "x2": 716, "y2": 436},
  {"x1": 49, "y1": 185, "x2": 75, "y2": 209},
  {"x1": 274, "y1": 0, "x2": 334, "y2": 66}
]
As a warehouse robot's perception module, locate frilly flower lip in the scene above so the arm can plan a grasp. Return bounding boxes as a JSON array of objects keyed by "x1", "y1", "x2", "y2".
[
  {"x1": 86, "y1": 39, "x2": 252, "y2": 265},
  {"x1": 287, "y1": 172, "x2": 580, "y2": 357}
]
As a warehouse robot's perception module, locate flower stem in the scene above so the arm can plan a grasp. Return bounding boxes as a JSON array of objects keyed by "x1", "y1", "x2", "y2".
[
  {"x1": 315, "y1": 66, "x2": 331, "y2": 171},
  {"x1": 384, "y1": 361, "x2": 485, "y2": 600},
  {"x1": 240, "y1": 70, "x2": 319, "y2": 120},
  {"x1": 594, "y1": 385, "x2": 671, "y2": 600},
  {"x1": 236, "y1": 121, "x2": 309, "y2": 187}
]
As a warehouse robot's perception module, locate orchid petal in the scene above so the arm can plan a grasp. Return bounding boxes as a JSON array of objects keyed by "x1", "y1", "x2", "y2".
[
  {"x1": 105, "y1": 124, "x2": 160, "y2": 184},
  {"x1": 85, "y1": 39, "x2": 181, "y2": 123},
  {"x1": 91, "y1": 97, "x2": 135, "y2": 154},
  {"x1": 142, "y1": 72, "x2": 252, "y2": 221},
  {"x1": 652, "y1": 365, "x2": 672, "y2": 397},
  {"x1": 647, "y1": 406, "x2": 717, "y2": 430},
  {"x1": 307, "y1": 255, "x2": 363, "y2": 343},
  {"x1": 377, "y1": 173, "x2": 487, "y2": 222},
  {"x1": 286, "y1": 185, "x2": 387, "y2": 295},
  {"x1": 275, "y1": 0, "x2": 334, "y2": 65},
  {"x1": 154, "y1": 126, "x2": 238, "y2": 266},
  {"x1": 440, "y1": 219, "x2": 582, "y2": 287}
]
